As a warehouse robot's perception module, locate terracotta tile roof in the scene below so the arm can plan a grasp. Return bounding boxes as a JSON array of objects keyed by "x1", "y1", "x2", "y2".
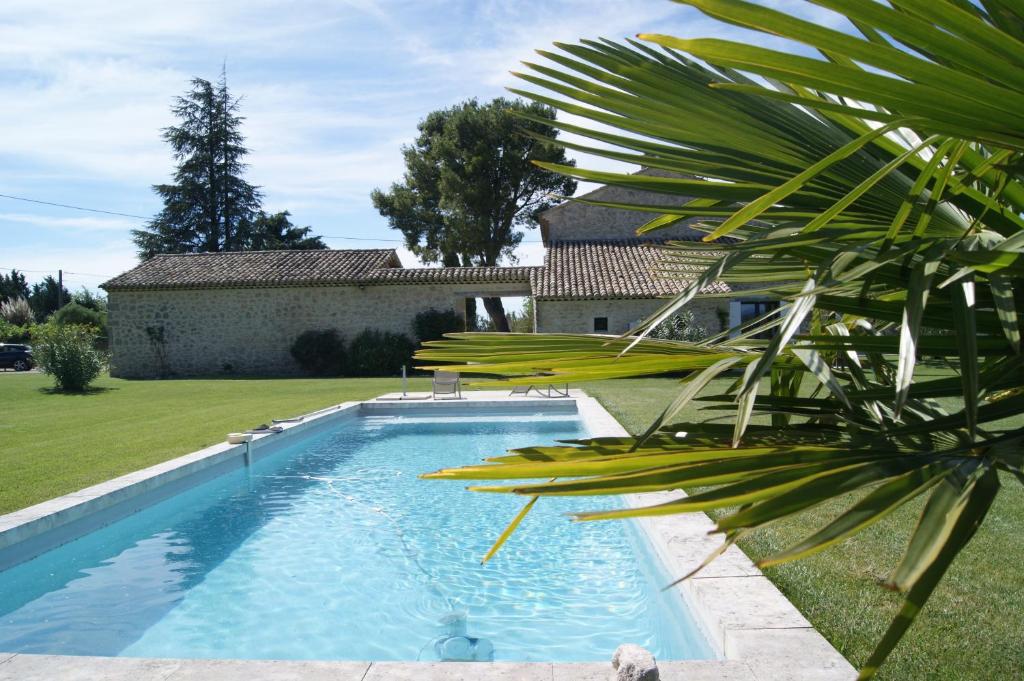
[
  {"x1": 532, "y1": 239, "x2": 731, "y2": 300},
  {"x1": 101, "y1": 249, "x2": 401, "y2": 291},
  {"x1": 360, "y1": 265, "x2": 536, "y2": 285}
]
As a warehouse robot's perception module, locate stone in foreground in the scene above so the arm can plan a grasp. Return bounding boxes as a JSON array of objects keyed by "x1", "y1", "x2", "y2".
[{"x1": 612, "y1": 644, "x2": 659, "y2": 681}]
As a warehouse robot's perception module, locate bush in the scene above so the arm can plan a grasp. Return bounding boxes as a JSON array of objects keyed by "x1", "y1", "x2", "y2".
[
  {"x1": 0, "y1": 319, "x2": 33, "y2": 343},
  {"x1": 72, "y1": 287, "x2": 107, "y2": 312},
  {"x1": 53, "y1": 302, "x2": 106, "y2": 329},
  {"x1": 31, "y1": 323, "x2": 105, "y2": 391},
  {"x1": 347, "y1": 329, "x2": 415, "y2": 377},
  {"x1": 290, "y1": 329, "x2": 347, "y2": 376},
  {"x1": 413, "y1": 308, "x2": 464, "y2": 343},
  {"x1": 0, "y1": 297, "x2": 33, "y2": 326},
  {"x1": 649, "y1": 310, "x2": 708, "y2": 342}
]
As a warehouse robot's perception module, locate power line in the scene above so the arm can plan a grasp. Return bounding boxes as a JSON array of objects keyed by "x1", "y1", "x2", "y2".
[
  {"x1": 0, "y1": 194, "x2": 546, "y2": 242},
  {"x1": 0, "y1": 193, "x2": 150, "y2": 220},
  {"x1": 0, "y1": 267, "x2": 114, "y2": 280}
]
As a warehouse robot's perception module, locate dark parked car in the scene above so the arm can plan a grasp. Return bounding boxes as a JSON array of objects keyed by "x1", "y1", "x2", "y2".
[{"x1": 0, "y1": 343, "x2": 34, "y2": 371}]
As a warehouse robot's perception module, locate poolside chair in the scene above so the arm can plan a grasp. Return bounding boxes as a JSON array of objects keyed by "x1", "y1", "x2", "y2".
[
  {"x1": 432, "y1": 371, "x2": 462, "y2": 400},
  {"x1": 542, "y1": 384, "x2": 570, "y2": 398},
  {"x1": 510, "y1": 383, "x2": 570, "y2": 398}
]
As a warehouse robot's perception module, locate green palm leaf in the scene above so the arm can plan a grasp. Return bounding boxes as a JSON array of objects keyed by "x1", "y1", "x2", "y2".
[{"x1": 415, "y1": 2, "x2": 1024, "y2": 677}]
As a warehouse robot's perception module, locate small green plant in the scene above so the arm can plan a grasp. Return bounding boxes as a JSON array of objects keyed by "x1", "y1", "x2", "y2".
[
  {"x1": 31, "y1": 323, "x2": 105, "y2": 392},
  {"x1": 413, "y1": 309, "x2": 464, "y2": 344},
  {"x1": 290, "y1": 329, "x2": 347, "y2": 376},
  {"x1": 0, "y1": 297, "x2": 33, "y2": 326},
  {"x1": 347, "y1": 329, "x2": 414, "y2": 377}
]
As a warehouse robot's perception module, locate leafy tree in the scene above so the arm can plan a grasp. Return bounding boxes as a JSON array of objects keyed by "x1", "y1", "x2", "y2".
[
  {"x1": 372, "y1": 98, "x2": 576, "y2": 331},
  {"x1": 416, "y1": 3, "x2": 1024, "y2": 679},
  {"x1": 0, "y1": 269, "x2": 29, "y2": 303},
  {"x1": 28, "y1": 276, "x2": 70, "y2": 322},
  {"x1": 242, "y1": 211, "x2": 326, "y2": 251}
]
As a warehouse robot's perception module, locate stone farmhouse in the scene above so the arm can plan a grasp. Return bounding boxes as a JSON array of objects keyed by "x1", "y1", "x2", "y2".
[{"x1": 102, "y1": 176, "x2": 773, "y2": 378}]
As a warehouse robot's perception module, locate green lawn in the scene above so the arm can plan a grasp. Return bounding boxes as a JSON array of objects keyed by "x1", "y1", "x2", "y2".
[
  {"x1": 0, "y1": 372, "x2": 431, "y2": 514},
  {"x1": 1, "y1": 372, "x2": 1019, "y2": 679},
  {"x1": 581, "y1": 378, "x2": 1024, "y2": 681}
]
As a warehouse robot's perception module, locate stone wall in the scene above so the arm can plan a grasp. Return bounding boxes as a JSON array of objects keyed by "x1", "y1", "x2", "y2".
[
  {"x1": 107, "y1": 282, "x2": 520, "y2": 378},
  {"x1": 540, "y1": 169, "x2": 707, "y2": 243},
  {"x1": 535, "y1": 298, "x2": 728, "y2": 336}
]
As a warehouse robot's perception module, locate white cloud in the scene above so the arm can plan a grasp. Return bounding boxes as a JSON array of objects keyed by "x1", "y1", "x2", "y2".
[
  {"x1": 0, "y1": 0, "x2": 855, "y2": 284},
  {"x1": 0, "y1": 212, "x2": 134, "y2": 233},
  {"x1": 0, "y1": 238, "x2": 137, "y2": 290}
]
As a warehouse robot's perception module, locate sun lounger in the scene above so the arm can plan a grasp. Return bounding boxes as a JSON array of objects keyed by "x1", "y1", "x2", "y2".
[{"x1": 509, "y1": 383, "x2": 569, "y2": 398}]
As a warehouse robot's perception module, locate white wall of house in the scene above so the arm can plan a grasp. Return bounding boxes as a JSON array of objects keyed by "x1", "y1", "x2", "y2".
[{"x1": 534, "y1": 298, "x2": 728, "y2": 336}]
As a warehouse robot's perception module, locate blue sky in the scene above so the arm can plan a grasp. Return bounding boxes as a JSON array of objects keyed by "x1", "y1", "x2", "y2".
[{"x1": 0, "y1": 0, "x2": 843, "y2": 293}]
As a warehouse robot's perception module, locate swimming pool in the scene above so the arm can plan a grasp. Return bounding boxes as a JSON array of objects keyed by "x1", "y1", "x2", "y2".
[{"x1": 0, "y1": 404, "x2": 714, "y2": 662}]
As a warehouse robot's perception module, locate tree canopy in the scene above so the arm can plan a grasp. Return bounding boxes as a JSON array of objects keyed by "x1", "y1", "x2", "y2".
[
  {"x1": 241, "y1": 211, "x2": 325, "y2": 251},
  {"x1": 134, "y1": 71, "x2": 324, "y2": 259},
  {"x1": 28, "y1": 276, "x2": 70, "y2": 322},
  {"x1": 372, "y1": 97, "x2": 576, "y2": 330},
  {"x1": 0, "y1": 269, "x2": 28, "y2": 303}
]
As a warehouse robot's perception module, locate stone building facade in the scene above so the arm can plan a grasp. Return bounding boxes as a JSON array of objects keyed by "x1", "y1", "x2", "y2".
[
  {"x1": 103, "y1": 170, "x2": 770, "y2": 378},
  {"x1": 106, "y1": 281, "x2": 526, "y2": 377}
]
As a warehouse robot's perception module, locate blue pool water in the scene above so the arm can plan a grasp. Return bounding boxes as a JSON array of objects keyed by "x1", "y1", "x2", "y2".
[{"x1": 0, "y1": 410, "x2": 713, "y2": 661}]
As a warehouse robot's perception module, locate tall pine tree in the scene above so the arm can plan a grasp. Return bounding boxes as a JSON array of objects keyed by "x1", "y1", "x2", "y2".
[{"x1": 134, "y1": 70, "x2": 324, "y2": 258}]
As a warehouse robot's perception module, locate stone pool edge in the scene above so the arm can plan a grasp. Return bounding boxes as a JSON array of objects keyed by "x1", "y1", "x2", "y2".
[
  {"x1": 573, "y1": 393, "x2": 855, "y2": 681},
  {"x1": 0, "y1": 390, "x2": 855, "y2": 680}
]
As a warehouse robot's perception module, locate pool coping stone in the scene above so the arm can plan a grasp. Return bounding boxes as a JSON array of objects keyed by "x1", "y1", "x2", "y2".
[{"x1": 0, "y1": 390, "x2": 855, "y2": 680}]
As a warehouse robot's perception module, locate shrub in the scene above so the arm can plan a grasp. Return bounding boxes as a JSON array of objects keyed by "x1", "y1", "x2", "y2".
[
  {"x1": 347, "y1": 329, "x2": 415, "y2": 377},
  {"x1": 290, "y1": 329, "x2": 347, "y2": 376},
  {"x1": 649, "y1": 310, "x2": 708, "y2": 343},
  {"x1": 31, "y1": 323, "x2": 105, "y2": 391},
  {"x1": 0, "y1": 297, "x2": 33, "y2": 326},
  {"x1": 0, "y1": 319, "x2": 33, "y2": 343},
  {"x1": 53, "y1": 302, "x2": 106, "y2": 329},
  {"x1": 413, "y1": 308, "x2": 464, "y2": 343},
  {"x1": 72, "y1": 287, "x2": 107, "y2": 312}
]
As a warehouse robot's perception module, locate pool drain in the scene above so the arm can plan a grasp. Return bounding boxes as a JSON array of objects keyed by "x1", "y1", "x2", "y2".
[{"x1": 426, "y1": 612, "x2": 495, "y2": 662}]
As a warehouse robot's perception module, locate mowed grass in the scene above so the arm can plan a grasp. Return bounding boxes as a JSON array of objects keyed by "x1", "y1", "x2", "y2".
[
  {"x1": 581, "y1": 378, "x2": 1024, "y2": 681},
  {"x1": 0, "y1": 372, "x2": 432, "y2": 514}
]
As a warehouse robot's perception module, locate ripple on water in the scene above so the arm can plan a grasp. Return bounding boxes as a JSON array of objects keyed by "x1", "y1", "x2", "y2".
[{"x1": 0, "y1": 416, "x2": 713, "y2": 661}]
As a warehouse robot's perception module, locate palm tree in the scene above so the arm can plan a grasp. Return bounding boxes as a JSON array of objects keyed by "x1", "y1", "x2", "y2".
[{"x1": 416, "y1": 2, "x2": 1024, "y2": 678}]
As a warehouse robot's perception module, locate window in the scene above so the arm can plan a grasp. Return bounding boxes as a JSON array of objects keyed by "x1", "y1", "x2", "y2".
[
  {"x1": 740, "y1": 300, "x2": 780, "y2": 339},
  {"x1": 593, "y1": 317, "x2": 609, "y2": 332}
]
